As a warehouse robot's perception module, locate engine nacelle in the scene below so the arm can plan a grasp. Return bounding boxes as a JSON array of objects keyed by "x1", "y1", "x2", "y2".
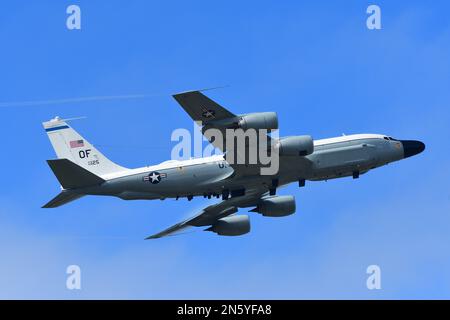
[
  {"x1": 251, "y1": 195, "x2": 296, "y2": 217},
  {"x1": 237, "y1": 112, "x2": 278, "y2": 131},
  {"x1": 275, "y1": 135, "x2": 314, "y2": 156},
  {"x1": 206, "y1": 215, "x2": 251, "y2": 236}
]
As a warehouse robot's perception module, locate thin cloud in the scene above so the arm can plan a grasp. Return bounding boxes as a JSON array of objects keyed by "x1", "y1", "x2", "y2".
[{"x1": 0, "y1": 94, "x2": 153, "y2": 108}]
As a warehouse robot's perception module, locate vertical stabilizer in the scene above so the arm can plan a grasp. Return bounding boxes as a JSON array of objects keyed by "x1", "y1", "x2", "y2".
[{"x1": 43, "y1": 117, "x2": 127, "y2": 176}]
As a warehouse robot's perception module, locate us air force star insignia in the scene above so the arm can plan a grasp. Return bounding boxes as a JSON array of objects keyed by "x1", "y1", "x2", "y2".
[
  {"x1": 149, "y1": 172, "x2": 160, "y2": 183},
  {"x1": 201, "y1": 109, "x2": 216, "y2": 119},
  {"x1": 143, "y1": 171, "x2": 166, "y2": 184}
]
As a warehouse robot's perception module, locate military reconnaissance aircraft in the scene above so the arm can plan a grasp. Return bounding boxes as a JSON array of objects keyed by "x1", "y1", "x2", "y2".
[{"x1": 42, "y1": 90, "x2": 425, "y2": 239}]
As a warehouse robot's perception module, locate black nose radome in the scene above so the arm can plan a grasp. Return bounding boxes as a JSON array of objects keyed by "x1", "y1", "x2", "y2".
[{"x1": 401, "y1": 140, "x2": 425, "y2": 158}]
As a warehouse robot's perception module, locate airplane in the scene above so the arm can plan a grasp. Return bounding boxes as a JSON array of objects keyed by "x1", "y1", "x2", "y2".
[{"x1": 42, "y1": 90, "x2": 425, "y2": 239}]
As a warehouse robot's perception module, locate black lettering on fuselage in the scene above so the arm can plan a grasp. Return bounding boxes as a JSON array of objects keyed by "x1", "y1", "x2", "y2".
[{"x1": 79, "y1": 149, "x2": 91, "y2": 158}]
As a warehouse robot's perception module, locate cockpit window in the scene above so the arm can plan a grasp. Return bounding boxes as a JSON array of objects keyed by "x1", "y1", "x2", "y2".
[
  {"x1": 388, "y1": 136, "x2": 398, "y2": 141},
  {"x1": 383, "y1": 137, "x2": 389, "y2": 140}
]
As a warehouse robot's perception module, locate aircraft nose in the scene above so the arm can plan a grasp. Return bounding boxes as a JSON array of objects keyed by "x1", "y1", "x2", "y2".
[{"x1": 401, "y1": 140, "x2": 425, "y2": 158}]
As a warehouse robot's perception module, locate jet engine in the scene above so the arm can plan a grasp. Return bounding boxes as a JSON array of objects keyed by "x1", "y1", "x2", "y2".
[
  {"x1": 203, "y1": 112, "x2": 278, "y2": 134},
  {"x1": 206, "y1": 215, "x2": 251, "y2": 236},
  {"x1": 275, "y1": 135, "x2": 314, "y2": 156},
  {"x1": 237, "y1": 112, "x2": 278, "y2": 131},
  {"x1": 251, "y1": 195, "x2": 296, "y2": 217}
]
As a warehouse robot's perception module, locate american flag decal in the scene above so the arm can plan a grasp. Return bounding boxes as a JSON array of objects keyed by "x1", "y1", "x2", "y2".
[{"x1": 70, "y1": 139, "x2": 84, "y2": 148}]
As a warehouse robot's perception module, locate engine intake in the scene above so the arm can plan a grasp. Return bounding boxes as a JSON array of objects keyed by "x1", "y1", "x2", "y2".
[
  {"x1": 237, "y1": 112, "x2": 278, "y2": 131},
  {"x1": 275, "y1": 135, "x2": 314, "y2": 156},
  {"x1": 206, "y1": 215, "x2": 250, "y2": 236},
  {"x1": 251, "y1": 195, "x2": 296, "y2": 217}
]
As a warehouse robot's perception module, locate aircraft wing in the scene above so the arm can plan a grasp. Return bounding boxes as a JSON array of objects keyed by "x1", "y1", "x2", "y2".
[
  {"x1": 146, "y1": 188, "x2": 267, "y2": 239},
  {"x1": 173, "y1": 89, "x2": 236, "y2": 124},
  {"x1": 172, "y1": 90, "x2": 275, "y2": 177}
]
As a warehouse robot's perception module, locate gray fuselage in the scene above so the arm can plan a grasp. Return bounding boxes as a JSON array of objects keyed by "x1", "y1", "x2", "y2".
[{"x1": 79, "y1": 134, "x2": 422, "y2": 201}]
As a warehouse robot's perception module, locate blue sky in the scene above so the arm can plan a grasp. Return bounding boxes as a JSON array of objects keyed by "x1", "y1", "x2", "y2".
[{"x1": 0, "y1": 0, "x2": 449, "y2": 299}]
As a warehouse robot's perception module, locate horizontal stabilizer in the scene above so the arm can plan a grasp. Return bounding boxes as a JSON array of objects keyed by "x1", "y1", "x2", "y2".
[
  {"x1": 46, "y1": 159, "x2": 105, "y2": 189},
  {"x1": 42, "y1": 190, "x2": 84, "y2": 208}
]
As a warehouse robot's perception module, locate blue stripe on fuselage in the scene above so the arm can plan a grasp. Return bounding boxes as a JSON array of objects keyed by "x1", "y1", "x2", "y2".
[{"x1": 45, "y1": 125, "x2": 69, "y2": 132}]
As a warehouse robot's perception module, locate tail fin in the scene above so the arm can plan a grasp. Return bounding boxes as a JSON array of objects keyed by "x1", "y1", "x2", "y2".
[{"x1": 43, "y1": 117, "x2": 127, "y2": 176}]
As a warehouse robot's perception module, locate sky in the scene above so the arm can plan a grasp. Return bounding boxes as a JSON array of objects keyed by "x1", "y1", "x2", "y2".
[{"x1": 0, "y1": 0, "x2": 449, "y2": 299}]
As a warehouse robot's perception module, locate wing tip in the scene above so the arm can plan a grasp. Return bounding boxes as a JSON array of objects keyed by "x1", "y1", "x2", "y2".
[{"x1": 172, "y1": 85, "x2": 229, "y2": 97}]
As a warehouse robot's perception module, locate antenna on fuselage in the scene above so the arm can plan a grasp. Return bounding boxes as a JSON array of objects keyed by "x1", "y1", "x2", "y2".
[{"x1": 50, "y1": 116, "x2": 87, "y2": 123}]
